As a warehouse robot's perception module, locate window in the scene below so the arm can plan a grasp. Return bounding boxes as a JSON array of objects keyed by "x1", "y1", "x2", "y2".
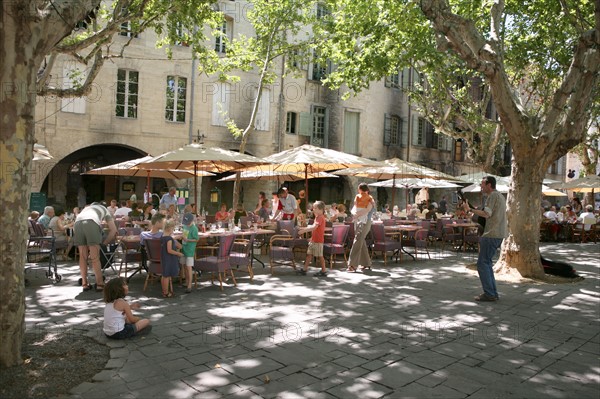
[
  {"x1": 116, "y1": 69, "x2": 138, "y2": 118},
  {"x1": 165, "y1": 76, "x2": 187, "y2": 122},
  {"x1": 212, "y1": 81, "x2": 231, "y2": 126},
  {"x1": 61, "y1": 65, "x2": 86, "y2": 114},
  {"x1": 412, "y1": 116, "x2": 425, "y2": 146},
  {"x1": 174, "y1": 22, "x2": 189, "y2": 47},
  {"x1": 343, "y1": 111, "x2": 360, "y2": 154},
  {"x1": 386, "y1": 72, "x2": 400, "y2": 88},
  {"x1": 312, "y1": 106, "x2": 328, "y2": 147},
  {"x1": 384, "y1": 114, "x2": 401, "y2": 146},
  {"x1": 119, "y1": 21, "x2": 138, "y2": 38},
  {"x1": 215, "y1": 19, "x2": 232, "y2": 53},
  {"x1": 454, "y1": 140, "x2": 464, "y2": 161},
  {"x1": 254, "y1": 87, "x2": 270, "y2": 131},
  {"x1": 309, "y1": 50, "x2": 329, "y2": 81},
  {"x1": 286, "y1": 111, "x2": 298, "y2": 134},
  {"x1": 316, "y1": 3, "x2": 331, "y2": 19},
  {"x1": 437, "y1": 133, "x2": 453, "y2": 151}
]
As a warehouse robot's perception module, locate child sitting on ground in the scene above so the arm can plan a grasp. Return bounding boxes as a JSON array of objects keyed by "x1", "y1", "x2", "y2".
[
  {"x1": 160, "y1": 220, "x2": 184, "y2": 297},
  {"x1": 297, "y1": 201, "x2": 327, "y2": 277},
  {"x1": 103, "y1": 277, "x2": 150, "y2": 339}
]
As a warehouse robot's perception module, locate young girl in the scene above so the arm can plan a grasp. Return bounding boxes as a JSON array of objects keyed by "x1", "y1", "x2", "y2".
[
  {"x1": 103, "y1": 277, "x2": 150, "y2": 339},
  {"x1": 160, "y1": 220, "x2": 183, "y2": 298}
]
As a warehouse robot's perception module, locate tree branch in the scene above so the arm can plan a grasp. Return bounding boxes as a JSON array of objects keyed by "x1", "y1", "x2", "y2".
[{"x1": 37, "y1": 50, "x2": 104, "y2": 98}]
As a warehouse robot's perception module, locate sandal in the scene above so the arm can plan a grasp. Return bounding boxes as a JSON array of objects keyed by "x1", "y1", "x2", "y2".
[
  {"x1": 162, "y1": 292, "x2": 175, "y2": 298},
  {"x1": 82, "y1": 284, "x2": 92, "y2": 292},
  {"x1": 346, "y1": 266, "x2": 357, "y2": 272},
  {"x1": 95, "y1": 284, "x2": 105, "y2": 292},
  {"x1": 313, "y1": 271, "x2": 328, "y2": 277}
]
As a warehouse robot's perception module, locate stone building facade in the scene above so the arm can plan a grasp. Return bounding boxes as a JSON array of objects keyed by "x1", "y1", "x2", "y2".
[{"x1": 32, "y1": 0, "x2": 462, "y2": 212}]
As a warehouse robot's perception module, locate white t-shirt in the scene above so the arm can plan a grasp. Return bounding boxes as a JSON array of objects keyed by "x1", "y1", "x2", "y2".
[
  {"x1": 543, "y1": 210, "x2": 558, "y2": 222},
  {"x1": 114, "y1": 207, "x2": 132, "y2": 218}
]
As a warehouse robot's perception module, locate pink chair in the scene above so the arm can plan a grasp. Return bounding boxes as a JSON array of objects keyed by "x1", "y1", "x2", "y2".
[
  {"x1": 323, "y1": 224, "x2": 350, "y2": 270},
  {"x1": 194, "y1": 234, "x2": 237, "y2": 291},
  {"x1": 370, "y1": 223, "x2": 403, "y2": 265},
  {"x1": 143, "y1": 238, "x2": 162, "y2": 292},
  {"x1": 229, "y1": 233, "x2": 255, "y2": 280}
]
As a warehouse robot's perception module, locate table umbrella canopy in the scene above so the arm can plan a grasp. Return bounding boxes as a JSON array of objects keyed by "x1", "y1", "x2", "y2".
[
  {"x1": 458, "y1": 171, "x2": 511, "y2": 184},
  {"x1": 335, "y1": 158, "x2": 464, "y2": 181},
  {"x1": 462, "y1": 182, "x2": 566, "y2": 196},
  {"x1": 218, "y1": 170, "x2": 338, "y2": 182},
  {"x1": 136, "y1": 143, "x2": 270, "y2": 173},
  {"x1": 85, "y1": 156, "x2": 215, "y2": 179},
  {"x1": 369, "y1": 178, "x2": 462, "y2": 189},
  {"x1": 240, "y1": 144, "x2": 383, "y2": 203},
  {"x1": 549, "y1": 175, "x2": 600, "y2": 192}
]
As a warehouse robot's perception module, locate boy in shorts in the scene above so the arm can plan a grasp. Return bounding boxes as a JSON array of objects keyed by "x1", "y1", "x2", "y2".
[
  {"x1": 297, "y1": 201, "x2": 327, "y2": 277},
  {"x1": 181, "y1": 213, "x2": 198, "y2": 292}
]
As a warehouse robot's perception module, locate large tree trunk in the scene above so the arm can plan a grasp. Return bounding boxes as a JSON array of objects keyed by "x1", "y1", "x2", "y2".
[
  {"x1": 0, "y1": 15, "x2": 38, "y2": 369},
  {"x1": 496, "y1": 157, "x2": 546, "y2": 279},
  {"x1": 1, "y1": 0, "x2": 102, "y2": 368}
]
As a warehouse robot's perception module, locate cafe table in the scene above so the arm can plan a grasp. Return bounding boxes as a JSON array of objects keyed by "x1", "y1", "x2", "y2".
[{"x1": 381, "y1": 223, "x2": 423, "y2": 260}]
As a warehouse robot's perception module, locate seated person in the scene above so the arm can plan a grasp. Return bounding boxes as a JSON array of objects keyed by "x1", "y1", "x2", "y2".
[
  {"x1": 166, "y1": 204, "x2": 177, "y2": 220},
  {"x1": 128, "y1": 203, "x2": 144, "y2": 221},
  {"x1": 49, "y1": 208, "x2": 74, "y2": 259},
  {"x1": 215, "y1": 203, "x2": 231, "y2": 222},
  {"x1": 577, "y1": 205, "x2": 596, "y2": 231},
  {"x1": 256, "y1": 199, "x2": 271, "y2": 222},
  {"x1": 233, "y1": 203, "x2": 248, "y2": 225},
  {"x1": 330, "y1": 204, "x2": 348, "y2": 223},
  {"x1": 424, "y1": 204, "x2": 438, "y2": 220}
]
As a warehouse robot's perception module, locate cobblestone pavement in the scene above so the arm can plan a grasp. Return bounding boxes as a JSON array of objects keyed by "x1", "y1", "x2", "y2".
[{"x1": 25, "y1": 241, "x2": 600, "y2": 398}]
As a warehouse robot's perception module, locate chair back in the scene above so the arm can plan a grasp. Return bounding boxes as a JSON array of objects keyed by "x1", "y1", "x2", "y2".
[
  {"x1": 240, "y1": 216, "x2": 250, "y2": 228},
  {"x1": 330, "y1": 224, "x2": 350, "y2": 245},
  {"x1": 370, "y1": 223, "x2": 386, "y2": 242},
  {"x1": 33, "y1": 222, "x2": 46, "y2": 237},
  {"x1": 418, "y1": 220, "x2": 431, "y2": 231},
  {"x1": 382, "y1": 219, "x2": 396, "y2": 226},
  {"x1": 415, "y1": 229, "x2": 429, "y2": 241},
  {"x1": 144, "y1": 238, "x2": 162, "y2": 274},
  {"x1": 277, "y1": 220, "x2": 295, "y2": 236},
  {"x1": 28, "y1": 220, "x2": 37, "y2": 236},
  {"x1": 217, "y1": 234, "x2": 236, "y2": 258},
  {"x1": 344, "y1": 221, "x2": 355, "y2": 246}
]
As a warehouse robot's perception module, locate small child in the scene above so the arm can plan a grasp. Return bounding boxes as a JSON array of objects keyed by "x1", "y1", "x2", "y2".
[
  {"x1": 103, "y1": 277, "x2": 150, "y2": 339},
  {"x1": 297, "y1": 201, "x2": 327, "y2": 277},
  {"x1": 160, "y1": 220, "x2": 183, "y2": 297},
  {"x1": 181, "y1": 213, "x2": 198, "y2": 293}
]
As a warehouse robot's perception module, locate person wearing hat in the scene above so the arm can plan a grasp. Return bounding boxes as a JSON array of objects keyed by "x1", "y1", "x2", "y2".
[{"x1": 181, "y1": 213, "x2": 198, "y2": 293}]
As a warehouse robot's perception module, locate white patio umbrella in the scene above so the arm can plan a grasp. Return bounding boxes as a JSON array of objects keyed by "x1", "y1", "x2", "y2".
[
  {"x1": 369, "y1": 178, "x2": 462, "y2": 189},
  {"x1": 336, "y1": 158, "x2": 465, "y2": 208},
  {"x1": 549, "y1": 175, "x2": 600, "y2": 193},
  {"x1": 136, "y1": 143, "x2": 271, "y2": 208},
  {"x1": 240, "y1": 144, "x2": 383, "y2": 203},
  {"x1": 85, "y1": 155, "x2": 215, "y2": 203},
  {"x1": 218, "y1": 170, "x2": 338, "y2": 182},
  {"x1": 462, "y1": 182, "x2": 566, "y2": 196}
]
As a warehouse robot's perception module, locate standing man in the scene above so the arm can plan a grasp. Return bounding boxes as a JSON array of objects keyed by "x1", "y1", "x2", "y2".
[
  {"x1": 160, "y1": 187, "x2": 178, "y2": 208},
  {"x1": 438, "y1": 195, "x2": 448, "y2": 214},
  {"x1": 73, "y1": 202, "x2": 118, "y2": 292},
  {"x1": 129, "y1": 189, "x2": 137, "y2": 204},
  {"x1": 273, "y1": 187, "x2": 298, "y2": 221},
  {"x1": 463, "y1": 176, "x2": 507, "y2": 302}
]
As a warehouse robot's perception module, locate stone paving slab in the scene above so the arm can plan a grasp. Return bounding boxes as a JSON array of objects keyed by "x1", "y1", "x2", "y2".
[{"x1": 23, "y1": 242, "x2": 600, "y2": 398}]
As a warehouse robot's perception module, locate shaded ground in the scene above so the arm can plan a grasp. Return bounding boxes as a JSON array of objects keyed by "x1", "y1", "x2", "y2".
[{"x1": 0, "y1": 329, "x2": 109, "y2": 398}]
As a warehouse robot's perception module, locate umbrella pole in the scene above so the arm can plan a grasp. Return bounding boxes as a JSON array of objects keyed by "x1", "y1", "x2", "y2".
[
  {"x1": 391, "y1": 173, "x2": 396, "y2": 214},
  {"x1": 304, "y1": 164, "x2": 308, "y2": 215},
  {"x1": 146, "y1": 171, "x2": 151, "y2": 204},
  {"x1": 194, "y1": 161, "x2": 198, "y2": 212}
]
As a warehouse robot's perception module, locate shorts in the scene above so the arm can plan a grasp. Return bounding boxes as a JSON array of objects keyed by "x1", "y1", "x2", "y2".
[
  {"x1": 106, "y1": 323, "x2": 136, "y2": 339},
  {"x1": 73, "y1": 220, "x2": 103, "y2": 246},
  {"x1": 185, "y1": 256, "x2": 194, "y2": 267},
  {"x1": 307, "y1": 242, "x2": 323, "y2": 257}
]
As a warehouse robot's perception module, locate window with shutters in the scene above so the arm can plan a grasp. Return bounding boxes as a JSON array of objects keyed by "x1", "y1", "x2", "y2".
[
  {"x1": 384, "y1": 114, "x2": 401, "y2": 146},
  {"x1": 254, "y1": 87, "x2": 270, "y2": 131},
  {"x1": 386, "y1": 72, "x2": 400, "y2": 88},
  {"x1": 312, "y1": 106, "x2": 328, "y2": 147},
  {"x1": 286, "y1": 111, "x2": 298, "y2": 134},
  {"x1": 120, "y1": 20, "x2": 138, "y2": 38},
  {"x1": 413, "y1": 117, "x2": 425, "y2": 146},
  {"x1": 454, "y1": 140, "x2": 464, "y2": 161},
  {"x1": 343, "y1": 110, "x2": 360, "y2": 154},
  {"x1": 115, "y1": 69, "x2": 138, "y2": 118},
  {"x1": 215, "y1": 19, "x2": 232, "y2": 53},
  {"x1": 212, "y1": 81, "x2": 231, "y2": 126},
  {"x1": 165, "y1": 76, "x2": 187, "y2": 123}
]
